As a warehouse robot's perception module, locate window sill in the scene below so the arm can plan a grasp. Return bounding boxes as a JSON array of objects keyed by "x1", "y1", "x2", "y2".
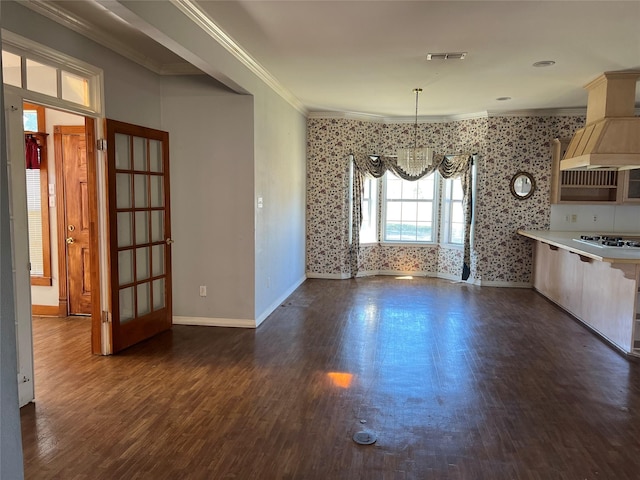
[
  {"x1": 31, "y1": 276, "x2": 52, "y2": 287},
  {"x1": 381, "y1": 242, "x2": 438, "y2": 247},
  {"x1": 441, "y1": 243, "x2": 464, "y2": 250}
]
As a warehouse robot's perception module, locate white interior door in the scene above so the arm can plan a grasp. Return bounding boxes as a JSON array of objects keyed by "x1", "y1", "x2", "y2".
[{"x1": 4, "y1": 90, "x2": 35, "y2": 406}]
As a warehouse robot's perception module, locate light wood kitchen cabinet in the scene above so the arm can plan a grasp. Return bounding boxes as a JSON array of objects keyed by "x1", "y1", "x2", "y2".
[
  {"x1": 532, "y1": 240, "x2": 640, "y2": 354},
  {"x1": 621, "y1": 169, "x2": 640, "y2": 203},
  {"x1": 551, "y1": 137, "x2": 627, "y2": 204}
]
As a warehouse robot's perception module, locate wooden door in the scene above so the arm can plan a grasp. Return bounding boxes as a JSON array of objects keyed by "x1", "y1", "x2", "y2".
[
  {"x1": 55, "y1": 125, "x2": 91, "y2": 315},
  {"x1": 105, "y1": 119, "x2": 172, "y2": 353}
]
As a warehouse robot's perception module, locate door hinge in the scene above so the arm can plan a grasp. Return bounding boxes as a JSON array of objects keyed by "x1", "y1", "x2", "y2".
[
  {"x1": 101, "y1": 311, "x2": 112, "y2": 324},
  {"x1": 97, "y1": 139, "x2": 107, "y2": 151}
]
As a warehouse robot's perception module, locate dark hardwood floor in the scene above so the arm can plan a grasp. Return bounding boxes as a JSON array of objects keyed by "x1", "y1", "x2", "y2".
[{"x1": 22, "y1": 277, "x2": 640, "y2": 479}]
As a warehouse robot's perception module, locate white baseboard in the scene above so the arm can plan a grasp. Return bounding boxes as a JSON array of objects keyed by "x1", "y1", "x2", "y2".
[
  {"x1": 376, "y1": 270, "x2": 436, "y2": 277},
  {"x1": 472, "y1": 280, "x2": 532, "y2": 288},
  {"x1": 306, "y1": 272, "x2": 351, "y2": 279},
  {"x1": 173, "y1": 316, "x2": 256, "y2": 328},
  {"x1": 255, "y1": 274, "x2": 306, "y2": 327},
  {"x1": 173, "y1": 275, "x2": 308, "y2": 329}
]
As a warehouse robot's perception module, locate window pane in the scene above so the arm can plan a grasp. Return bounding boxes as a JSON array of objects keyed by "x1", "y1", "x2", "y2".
[
  {"x1": 152, "y1": 245, "x2": 165, "y2": 276},
  {"x1": 452, "y1": 202, "x2": 464, "y2": 223},
  {"x1": 402, "y1": 181, "x2": 418, "y2": 199},
  {"x1": 151, "y1": 211, "x2": 164, "y2": 243},
  {"x1": 119, "y1": 287, "x2": 135, "y2": 324},
  {"x1": 152, "y1": 279, "x2": 165, "y2": 310},
  {"x1": 417, "y1": 177, "x2": 434, "y2": 199},
  {"x1": 136, "y1": 247, "x2": 150, "y2": 281},
  {"x1": 61, "y1": 70, "x2": 89, "y2": 106},
  {"x1": 137, "y1": 282, "x2": 151, "y2": 316},
  {"x1": 26, "y1": 59, "x2": 57, "y2": 97},
  {"x1": 115, "y1": 134, "x2": 131, "y2": 169},
  {"x1": 26, "y1": 170, "x2": 44, "y2": 276},
  {"x1": 135, "y1": 211, "x2": 149, "y2": 245},
  {"x1": 118, "y1": 250, "x2": 134, "y2": 286},
  {"x1": 452, "y1": 179, "x2": 464, "y2": 199},
  {"x1": 417, "y1": 201, "x2": 434, "y2": 221},
  {"x1": 23, "y1": 111, "x2": 38, "y2": 132},
  {"x1": 384, "y1": 222, "x2": 401, "y2": 241},
  {"x1": 133, "y1": 137, "x2": 147, "y2": 171},
  {"x1": 134, "y1": 175, "x2": 149, "y2": 208},
  {"x1": 451, "y1": 224, "x2": 464, "y2": 244},
  {"x1": 416, "y1": 222, "x2": 433, "y2": 242},
  {"x1": 386, "y1": 176, "x2": 402, "y2": 199},
  {"x1": 386, "y1": 202, "x2": 401, "y2": 221},
  {"x1": 149, "y1": 140, "x2": 163, "y2": 173},
  {"x1": 116, "y1": 173, "x2": 132, "y2": 208},
  {"x1": 400, "y1": 223, "x2": 417, "y2": 241},
  {"x1": 3, "y1": 51, "x2": 22, "y2": 87},
  {"x1": 359, "y1": 177, "x2": 378, "y2": 244},
  {"x1": 403, "y1": 201, "x2": 418, "y2": 220},
  {"x1": 117, "y1": 212, "x2": 133, "y2": 247}
]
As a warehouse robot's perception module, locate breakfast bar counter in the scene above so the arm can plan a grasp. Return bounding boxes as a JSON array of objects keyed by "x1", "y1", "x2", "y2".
[
  {"x1": 517, "y1": 230, "x2": 640, "y2": 264},
  {"x1": 518, "y1": 230, "x2": 640, "y2": 356}
]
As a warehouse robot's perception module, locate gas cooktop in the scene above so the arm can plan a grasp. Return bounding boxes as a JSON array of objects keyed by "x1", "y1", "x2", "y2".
[{"x1": 573, "y1": 235, "x2": 640, "y2": 249}]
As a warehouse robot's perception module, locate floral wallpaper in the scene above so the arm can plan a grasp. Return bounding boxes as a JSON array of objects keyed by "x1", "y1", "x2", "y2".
[{"x1": 306, "y1": 114, "x2": 585, "y2": 284}]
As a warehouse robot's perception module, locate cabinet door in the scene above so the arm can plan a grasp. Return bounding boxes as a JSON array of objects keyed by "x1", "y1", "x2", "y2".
[{"x1": 622, "y1": 169, "x2": 640, "y2": 203}]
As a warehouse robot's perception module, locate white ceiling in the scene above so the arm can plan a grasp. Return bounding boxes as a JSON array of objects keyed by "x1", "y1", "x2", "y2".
[{"x1": 23, "y1": 0, "x2": 640, "y2": 118}]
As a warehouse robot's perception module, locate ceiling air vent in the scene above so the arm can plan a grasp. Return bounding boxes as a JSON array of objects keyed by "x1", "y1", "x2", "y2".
[{"x1": 426, "y1": 52, "x2": 467, "y2": 60}]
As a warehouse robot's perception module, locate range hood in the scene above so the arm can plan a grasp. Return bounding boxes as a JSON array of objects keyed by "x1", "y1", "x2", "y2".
[{"x1": 560, "y1": 71, "x2": 640, "y2": 171}]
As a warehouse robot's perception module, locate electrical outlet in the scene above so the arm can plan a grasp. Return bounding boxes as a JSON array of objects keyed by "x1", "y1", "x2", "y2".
[
  {"x1": 199, "y1": 285, "x2": 207, "y2": 297},
  {"x1": 571, "y1": 214, "x2": 578, "y2": 223},
  {"x1": 565, "y1": 215, "x2": 570, "y2": 222},
  {"x1": 593, "y1": 215, "x2": 598, "y2": 222}
]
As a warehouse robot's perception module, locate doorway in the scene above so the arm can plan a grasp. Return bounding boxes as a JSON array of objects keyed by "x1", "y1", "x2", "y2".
[{"x1": 27, "y1": 105, "x2": 92, "y2": 318}]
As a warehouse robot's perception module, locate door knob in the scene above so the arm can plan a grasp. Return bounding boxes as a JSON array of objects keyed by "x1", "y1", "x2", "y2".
[
  {"x1": 66, "y1": 237, "x2": 75, "y2": 244},
  {"x1": 166, "y1": 238, "x2": 174, "y2": 245}
]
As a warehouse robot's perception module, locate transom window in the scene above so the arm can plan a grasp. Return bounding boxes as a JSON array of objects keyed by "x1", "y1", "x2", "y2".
[{"x1": 2, "y1": 31, "x2": 102, "y2": 115}]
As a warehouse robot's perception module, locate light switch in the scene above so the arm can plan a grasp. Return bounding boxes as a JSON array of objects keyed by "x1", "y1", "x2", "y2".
[
  {"x1": 48, "y1": 183, "x2": 55, "y2": 195},
  {"x1": 257, "y1": 197, "x2": 263, "y2": 209}
]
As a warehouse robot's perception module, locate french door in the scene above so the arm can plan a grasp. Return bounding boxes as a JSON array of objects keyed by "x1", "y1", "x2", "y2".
[{"x1": 105, "y1": 119, "x2": 172, "y2": 353}]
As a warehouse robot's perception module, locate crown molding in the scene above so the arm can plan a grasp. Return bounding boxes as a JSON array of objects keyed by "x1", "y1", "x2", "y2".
[
  {"x1": 170, "y1": 0, "x2": 306, "y2": 115},
  {"x1": 308, "y1": 108, "x2": 591, "y2": 123},
  {"x1": 307, "y1": 111, "x2": 385, "y2": 122},
  {"x1": 487, "y1": 107, "x2": 587, "y2": 117},
  {"x1": 19, "y1": 0, "x2": 201, "y2": 75}
]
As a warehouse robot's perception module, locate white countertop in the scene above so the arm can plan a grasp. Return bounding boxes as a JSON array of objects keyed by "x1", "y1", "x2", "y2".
[{"x1": 518, "y1": 230, "x2": 640, "y2": 264}]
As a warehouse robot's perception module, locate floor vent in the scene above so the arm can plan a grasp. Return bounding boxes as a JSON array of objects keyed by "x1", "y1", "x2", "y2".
[{"x1": 353, "y1": 431, "x2": 377, "y2": 445}]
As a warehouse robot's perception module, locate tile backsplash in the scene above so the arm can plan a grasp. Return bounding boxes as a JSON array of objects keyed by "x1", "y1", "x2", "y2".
[{"x1": 550, "y1": 204, "x2": 640, "y2": 233}]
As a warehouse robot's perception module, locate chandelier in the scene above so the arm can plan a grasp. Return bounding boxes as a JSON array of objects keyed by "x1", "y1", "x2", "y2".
[{"x1": 397, "y1": 88, "x2": 433, "y2": 176}]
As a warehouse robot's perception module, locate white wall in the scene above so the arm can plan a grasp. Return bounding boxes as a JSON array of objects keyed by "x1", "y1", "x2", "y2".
[
  {"x1": 253, "y1": 87, "x2": 306, "y2": 322},
  {"x1": 550, "y1": 204, "x2": 640, "y2": 233},
  {"x1": 117, "y1": 0, "x2": 307, "y2": 325},
  {"x1": 161, "y1": 75, "x2": 256, "y2": 322}
]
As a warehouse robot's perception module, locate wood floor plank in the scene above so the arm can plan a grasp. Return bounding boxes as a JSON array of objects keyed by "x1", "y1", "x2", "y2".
[{"x1": 21, "y1": 277, "x2": 640, "y2": 479}]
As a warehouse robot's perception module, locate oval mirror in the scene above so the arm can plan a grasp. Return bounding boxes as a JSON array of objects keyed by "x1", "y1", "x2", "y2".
[{"x1": 510, "y1": 172, "x2": 535, "y2": 200}]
